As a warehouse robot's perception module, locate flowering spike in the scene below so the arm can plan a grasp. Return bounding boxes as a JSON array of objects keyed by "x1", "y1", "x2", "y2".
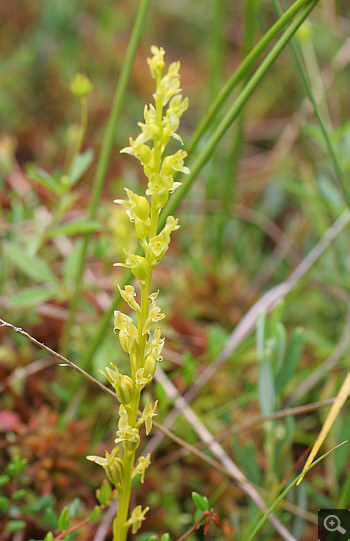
[{"x1": 89, "y1": 46, "x2": 188, "y2": 540}]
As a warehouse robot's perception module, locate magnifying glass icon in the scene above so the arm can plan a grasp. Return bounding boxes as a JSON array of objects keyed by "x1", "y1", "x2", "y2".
[{"x1": 324, "y1": 514, "x2": 346, "y2": 534}]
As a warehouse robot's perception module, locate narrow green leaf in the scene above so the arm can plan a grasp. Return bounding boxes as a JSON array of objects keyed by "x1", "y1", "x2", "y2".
[
  {"x1": 275, "y1": 328, "x2": 304, "y2": 394},
  {"x1": 4, "y1": 243, "x2": 58, "y2": 286},
  {"x1": 44, "y1": 533, "x2": 54, "y2": 541},
  {"x1": 49, "y1": 218, "x2": 102, "y2": 238},
  {"x1": 7, "y1": 456, "x2": 27, "y2": 477},
  {"x1": 42, "y1": 506, "x2": 58, "y2": 529},
  {"x1": 247, "y1": 443, "x2": 347, "y2": 540},
  {"x1": 339, "y1": 474, "x2": 350, "y2": 508},
  {"x1": 258, "y1": 358, "x2": 275, "y2": 416},
  {"x1": 0, "y1": 496, "x2": 9, "y2": 513},
  {"x1": 183, "y1": 351, "x2": 196, "y2": 385},
  {"x1": 54, "y1": 192, "x2": 79, "y2": 225},
  {"x1": 49, "y1": 382, "x2": 72, "y2": 403},
  {"x1": 160, "y1": 535, "x2": 170, "y2": 541},
  {"x1": 63, "y1": 241, "x2": 84, "y2": 285},
  {"x1": 13, "y1": 488, "x2": 27, "y2": 500},
  {"x1": 69, "y1": 149, "x2": 94, "y2": 186},
  {"x1": 0, "y1": 475, "x2": 10, "y2": 487},
  {"x1": 26, "y1": 164, "x2": 62, "y2": 195},
  {"x1": 194, "y1": 508, "x2": 205, "y2": 523},
  {"x1": 233, "y1": 437, "x2": 261, "y2": 485},
  {"x1": 22, "y1": 493, "x2": 55, "y2": 516},
  {"x1": 6, "y1": 520, "x2": 26, "y2": 533},
  {"x1": 138, "y1": 534, "x2": 158, "y2": 541},
  {"x1": 96, "y1": 480, "x2": 112, "y2": 506},
  {"x1": 268, "y1": 301, "x2": 284, "y2": 337},
  {"x1": 275, "y1": 323, "x2": 287, "y2": 372},
  {"x1": 256, "y1": 311, "x2": 266, "y2": 362},
  {"x1": 89, "y1": 506, "x2": 101, "y2": 523},
  {"x1": 11, "y1": 287, "x2": 56, "y2": 308},
  {"x1": 192, "y1": 491, "x2": 209, "y2": 511},
  {"x1": 58, "y1": 506, "x2": 71, "y2": 530},
  {"x1": 68, "y1": 497, "x2": 80, "y2": 518}
]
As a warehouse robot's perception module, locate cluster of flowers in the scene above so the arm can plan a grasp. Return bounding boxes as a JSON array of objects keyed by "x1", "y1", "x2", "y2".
[{"x1": 87, "y1": 46, "x2": 189, "y2": 537}]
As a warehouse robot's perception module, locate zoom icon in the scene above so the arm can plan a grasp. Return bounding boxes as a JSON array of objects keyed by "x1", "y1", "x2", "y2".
[{"x1": 318, "y1": 509, "x2": 350, "y2": 540}]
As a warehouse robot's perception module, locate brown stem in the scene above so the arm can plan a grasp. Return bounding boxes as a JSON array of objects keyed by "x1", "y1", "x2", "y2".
[{"x1": 176, "y1": 510, "x2": 222, "y2": 541}]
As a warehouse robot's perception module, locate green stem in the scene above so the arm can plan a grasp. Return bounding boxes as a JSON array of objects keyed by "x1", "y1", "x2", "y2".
[
  {"x1": 112, "y1": 253, "x2": 153, "y2": 541},
  {"x1": 272, "y1": 0, "x2": 350, "y2": 206},
  {"x1": 69, "y1": 97, "x2": 88, "y2": 174},
  {"x1": 188, "y1": 0, "x2": 309, "y2": 155},
  {"x1": 61, "y1": 0, "x2": 151, "y2": 355},
  {"x1": 112, "y1": 395, "x2": 140, "y2": 541},
  {"x1": 83, "y1": 0, "x2": 319, "y2": 367},
  {"x1": 204, "y1": 0, "x2": 224, "y2": 250}
]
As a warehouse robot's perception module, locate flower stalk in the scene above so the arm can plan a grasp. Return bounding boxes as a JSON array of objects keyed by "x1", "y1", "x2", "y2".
[{"x1": 87, "y1": 46, "x2": 189, "y2": 541}]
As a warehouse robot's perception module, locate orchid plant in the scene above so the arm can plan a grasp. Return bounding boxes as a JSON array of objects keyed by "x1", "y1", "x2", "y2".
[{"x1": 87, "y1": 46, "x2": 189, "y2": 541}]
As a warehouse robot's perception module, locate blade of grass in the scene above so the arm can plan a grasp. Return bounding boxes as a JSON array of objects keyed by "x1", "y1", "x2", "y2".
[
  {"x1": 61, "y1": 0, "x2": 151, "y2": 355},
  {"x1": 188, "y1": 0, "x2": 312, "y2": 155},
  {"x1": 205, "y1": 0, "x2": 225, "y2": 250},
  {"x1": 272, "y1": 0, "x2": 350, "y2": 206},
  {"x1": 161, "y1": 0, "x2": 319, "y2": 230},
  {"x1": 297, "y1": 372, "x2": 350, "y2": 486},
  {"x1": 246, "y1": 441, "x2": 348, "y2": 540},
  {"x1": 215, "y1": 0, "x2": 259, "y2": 259},
  {"x1": 84, "y1": 0, "x2": 319, "y2": 367},
  {"x1": 208, "y1": 0, "x2": 225, "y2": 105}
]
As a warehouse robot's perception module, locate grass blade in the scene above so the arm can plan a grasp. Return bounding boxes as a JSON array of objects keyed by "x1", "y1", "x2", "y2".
[{"x1": 247, "y1": 441, "x2": 348, "y2": 540}]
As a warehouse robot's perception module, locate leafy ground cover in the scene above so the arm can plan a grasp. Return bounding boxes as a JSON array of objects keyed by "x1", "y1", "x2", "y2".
[{"x1": 0, "y1": 1, "x2": 349, "y2": 540}]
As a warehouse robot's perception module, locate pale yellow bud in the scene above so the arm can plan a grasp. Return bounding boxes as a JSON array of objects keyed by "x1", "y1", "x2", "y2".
[{"x1": 69, "y1": 73, "x2": 93, "y2": 98}]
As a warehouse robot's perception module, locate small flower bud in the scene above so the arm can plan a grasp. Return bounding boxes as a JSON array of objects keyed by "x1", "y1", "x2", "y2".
[
  {"x1": 115, "y1": 374, "x2": 133, "y2": 405},
  {"x1": 143, "y1": 355, "x2": 156, "y2": 378},
  {"x1": 134, "y1": 217, "x2": 150, "y2": 241},
  {"x1": 296, "y1": 21, "x2": 313, "y2": 43},
  {"x1": 147, "y1": 46, "x2": 165, "y2": 79},
  {"x1": 135, "y1": 144, "x2": 152, "y2": 165},
  {"x1": 118, "y1": 326, "x2": 130, "y2": 353},
  {"x1": 114, "y1": 251, "x2": 151, "y2": 283},
  {"x1": 132, "y1": 258, "x2": 151, "y2": 282},
  {"x1": 69, "y1": 73, "x2": 93, "y2": 98},
  {"x1": 105, "y1": 456, "x2": 124, "y2": 486}
]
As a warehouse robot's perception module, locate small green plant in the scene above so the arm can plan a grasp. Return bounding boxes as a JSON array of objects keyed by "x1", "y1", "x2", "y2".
[
  {"x1": 87, "y1": 46, "x2": 189, "y2": 540},
  {"x1": 256, "y1": 304, "x2": 304, "y2": 487},
  {"x1": 0, "y1": 455, "x2": 60, "y2": 538}
]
